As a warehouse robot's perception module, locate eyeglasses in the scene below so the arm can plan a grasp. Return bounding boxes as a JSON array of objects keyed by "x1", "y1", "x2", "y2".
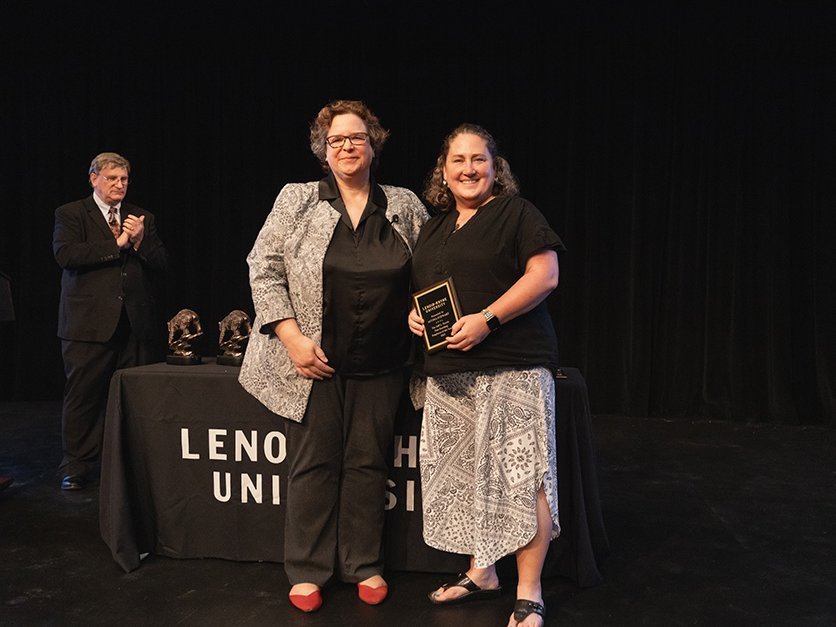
[
  {"x1": 325, "y1": 132, "x2": 369, "y2": 149},
  {"x1": 100, "y1": 175, "x2": 130, "y2": 185}
]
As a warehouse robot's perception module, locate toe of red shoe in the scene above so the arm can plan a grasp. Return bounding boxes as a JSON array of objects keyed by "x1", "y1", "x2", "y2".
[
  {"x1": 288, "y1": 589, "x2": 323, "y2": 612},
  {"x1": 357, "y1": 583, "x2": 388, "y2": 605}
]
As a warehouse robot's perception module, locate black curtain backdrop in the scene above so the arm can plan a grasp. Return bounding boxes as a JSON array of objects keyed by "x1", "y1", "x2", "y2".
[{"x1": 1, "y1": 2, "x2": 833, "y2": 424}]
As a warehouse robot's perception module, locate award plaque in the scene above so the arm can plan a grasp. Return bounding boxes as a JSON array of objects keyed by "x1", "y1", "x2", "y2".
[{"x1": 413, "y1": 277, "x2": 462, "y2": 354}]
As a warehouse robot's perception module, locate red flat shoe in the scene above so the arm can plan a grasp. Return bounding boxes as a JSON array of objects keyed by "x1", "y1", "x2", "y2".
[
  {"x1": 288, "y1": 589, "x2": 323, "y2": 612},
  {"x1": 357, "y1": 583, "x2": 388, "y2": 605}
]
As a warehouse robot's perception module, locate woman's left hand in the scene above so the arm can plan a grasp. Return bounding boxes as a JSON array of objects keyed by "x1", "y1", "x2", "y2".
[{"x1": 445, "y1": 313, "x2": 490, "y2": 352}]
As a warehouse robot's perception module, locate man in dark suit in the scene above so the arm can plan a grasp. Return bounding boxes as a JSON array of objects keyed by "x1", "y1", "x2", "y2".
[{"x1": 53, "y1": 152, "x2": 169, "y2": 491}]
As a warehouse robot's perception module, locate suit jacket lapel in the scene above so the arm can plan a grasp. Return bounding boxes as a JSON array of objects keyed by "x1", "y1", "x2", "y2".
[{"x1": 84, "y1": 196, "x2": 114, "y2": 239}]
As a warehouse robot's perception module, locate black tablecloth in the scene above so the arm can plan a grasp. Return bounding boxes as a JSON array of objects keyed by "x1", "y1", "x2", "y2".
[{"x1": 100, "y1": 361, "x2": 608, "y2": 586}]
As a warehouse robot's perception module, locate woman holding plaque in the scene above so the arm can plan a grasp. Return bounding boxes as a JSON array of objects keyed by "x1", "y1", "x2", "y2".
[
  {"x1": 240, "y1": 100, "x2": 428, "y2": 613},
  {"x1": 408, "y1": 123, "x2": 565, "y2": 627}
]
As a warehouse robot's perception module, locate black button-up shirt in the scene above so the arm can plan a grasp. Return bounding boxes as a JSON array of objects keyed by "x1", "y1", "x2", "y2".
[{"x1": 319, "y1": 175, "x2": 413, "y2": 376}]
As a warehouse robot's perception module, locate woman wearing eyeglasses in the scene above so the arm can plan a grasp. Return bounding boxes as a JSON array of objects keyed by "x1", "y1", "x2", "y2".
[{"x1": 239, "y1": 100, "x2": 428, "y2": 612}]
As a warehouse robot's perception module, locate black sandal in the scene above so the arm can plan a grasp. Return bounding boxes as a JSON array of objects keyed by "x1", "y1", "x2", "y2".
[
  {"x1": 428, "y1": 573, "x2": 502, "y2": 605},
  {"x1": 513, "y1": 599, "x2": 545, "y2": 623}
]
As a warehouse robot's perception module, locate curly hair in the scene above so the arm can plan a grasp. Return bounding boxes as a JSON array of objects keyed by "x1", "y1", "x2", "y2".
[
  {"x1": 309, "y1": 100, "x2": 389, "y2": 172},
  {"x1": 423, "y1": 123, "x2": 519, "y2": 212}
]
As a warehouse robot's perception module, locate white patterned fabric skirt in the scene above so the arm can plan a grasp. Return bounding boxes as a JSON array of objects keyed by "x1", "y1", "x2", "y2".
[{"x1": 420, "y1": 367, "x2": 560, "y2": 568}]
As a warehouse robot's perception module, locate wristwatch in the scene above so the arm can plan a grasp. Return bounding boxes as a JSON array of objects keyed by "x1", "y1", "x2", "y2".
[{"x1": 482, "y1": 309, "x2": 501, "y2": 332}]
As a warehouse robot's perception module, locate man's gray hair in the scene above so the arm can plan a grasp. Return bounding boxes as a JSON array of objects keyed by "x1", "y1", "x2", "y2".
[{"x1": 88, "y1": 152, "x2": 131, "y2": 176}]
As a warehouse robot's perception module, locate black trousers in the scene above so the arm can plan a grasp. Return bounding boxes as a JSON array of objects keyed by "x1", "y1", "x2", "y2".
[
  {"x1": 59, "y1": 309, "x2": 154, "y2": 478},
  {"x1": 283, "y1": 369, "x2": 404, "y2": 587}
]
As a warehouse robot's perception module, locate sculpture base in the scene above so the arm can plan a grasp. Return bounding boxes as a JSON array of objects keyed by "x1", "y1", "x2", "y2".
[
  {"x1": 216, "y1": 354, "x2": 244, "y2": 367},
  {"x1": 166, "y1": 354, "x2": 202, "y2": 366}
]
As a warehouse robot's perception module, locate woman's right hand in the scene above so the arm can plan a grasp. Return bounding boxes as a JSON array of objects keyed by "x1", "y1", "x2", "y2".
[
  {"x1": 285, "y1": 334, "x2": 335, "y2": 380},
  {"x1": 408, "y1": 307, "x2": 425, "y2": 337},
  {"x1": 272, "y1": 320, "x2": 335, "y2": 380}
]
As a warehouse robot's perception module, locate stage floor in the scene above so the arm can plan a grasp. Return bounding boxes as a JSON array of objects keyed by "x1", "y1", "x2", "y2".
[{"x1": 1, "y1": 401, "x2": 834, "y2": 626}]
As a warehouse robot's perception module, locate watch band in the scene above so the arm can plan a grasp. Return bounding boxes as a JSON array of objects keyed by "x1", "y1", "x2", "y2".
[{"x1": 482, "y1": 309, "x2": 501, "y2": 332}]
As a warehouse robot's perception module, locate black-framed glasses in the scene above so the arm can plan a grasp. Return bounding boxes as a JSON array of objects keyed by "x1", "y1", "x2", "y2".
[{"x1": 325, "y1": 132, "x2": 369, "y2": 148}]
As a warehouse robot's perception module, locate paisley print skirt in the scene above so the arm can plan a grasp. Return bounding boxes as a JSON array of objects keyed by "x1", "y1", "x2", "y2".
[{"x1": 420, "y1": 367, "x2": 560, "y2": 567}]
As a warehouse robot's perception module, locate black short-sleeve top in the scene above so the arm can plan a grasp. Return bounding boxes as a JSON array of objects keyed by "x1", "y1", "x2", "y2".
[{"x1": 411, "y1": 195, "x2": 566, "y2": 376}]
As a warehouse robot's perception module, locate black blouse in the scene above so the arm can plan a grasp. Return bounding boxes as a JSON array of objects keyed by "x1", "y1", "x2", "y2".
[
  {"x1": 319, "y1": 175, "x2": 413, "y2": 376},
  {"x1": 411, "y1": 195, "x2": 566, "y2": 376}
]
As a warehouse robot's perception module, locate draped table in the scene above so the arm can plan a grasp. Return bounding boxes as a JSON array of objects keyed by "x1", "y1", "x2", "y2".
[{"x1": 100, "y1": 361, "x2": 608, "y2": 586}]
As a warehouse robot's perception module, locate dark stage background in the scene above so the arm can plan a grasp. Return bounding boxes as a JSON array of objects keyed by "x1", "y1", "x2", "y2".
[{"x1": 1, "y1": 2, "x2": 833, "y2": 424}]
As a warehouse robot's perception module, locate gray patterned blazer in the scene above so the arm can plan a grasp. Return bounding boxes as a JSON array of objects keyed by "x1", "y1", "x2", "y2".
[{"x1": 238, "y1": 181, "x2": 429, "y2": 422}]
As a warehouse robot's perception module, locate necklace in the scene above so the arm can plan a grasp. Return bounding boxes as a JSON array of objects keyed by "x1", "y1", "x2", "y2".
[{"x1": 454, "y1": 208, "x2": 477, "y2": 231}]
